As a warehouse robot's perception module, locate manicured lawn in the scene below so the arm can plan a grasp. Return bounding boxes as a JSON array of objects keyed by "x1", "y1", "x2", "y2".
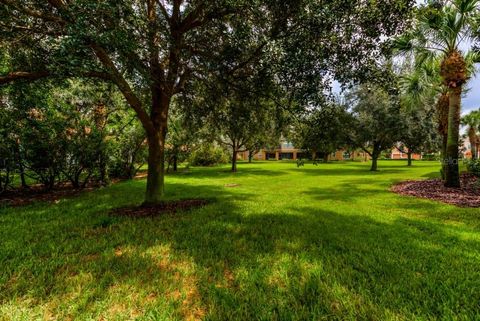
[{"x1": 1, "y1": 160, "x2": 479, "y2": 320}]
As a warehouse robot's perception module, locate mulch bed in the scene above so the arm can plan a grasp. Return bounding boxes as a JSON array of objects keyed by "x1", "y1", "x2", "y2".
[
  {"x1": 110, "y1": 199, "x2": 210, "y2": 218},
  {"x1": 391, "y1": 173, "x2": 480, "y2": 208},
  {"x1": 0, "y1": 171, "x2": 150, "y2": 208},
  {"x1": 0, "y1": 185, "x2": 97, "y2": 207}
]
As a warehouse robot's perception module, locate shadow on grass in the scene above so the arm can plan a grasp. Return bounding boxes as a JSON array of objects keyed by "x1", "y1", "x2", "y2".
[
  {"x1": 168, "y1": 167, "x2": 287, "y2": 179},
  {"x1": 1, "y1": 170, "x2": 479, "y2": 320},
  {"x1": 287, "y1": 166, "x2": 406, "y2": 177},
  {"x1": 168, "y1": 205, "x2": 480, "y2": 320}
]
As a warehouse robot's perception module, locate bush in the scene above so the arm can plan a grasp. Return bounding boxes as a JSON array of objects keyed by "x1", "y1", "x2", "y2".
[
  {"x1": 189, "y1": 144, "x2": 229, "y2": 166},
  {"x1": 422, "y1": 153, "x2": 439, "y2": 161},
  {"x1": 109, "y1": 124, "x2": 147, "y2": 179},
  {"x1": 466, "y1": 159, "x2": 480, "y2": 178},
  {"x1": 63, "y1": 126, "x2": 106, "y2": 188},
  {"x1": 21, "y1": 112, "x2": 68, "y2": 190},
  {"x1": 0, "y1": 108, "x2": 16, "y2": 193}
]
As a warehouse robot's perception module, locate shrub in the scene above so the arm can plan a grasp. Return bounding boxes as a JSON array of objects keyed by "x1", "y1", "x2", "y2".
[
  {"x1": 109, "y1": 124, "x2": 147, "y2": 179},
  {"x1": 189, "y1": 144, "x2": 229, "y2": 166},
  {"x1": 466, "y1": 159, "x2": 480, "y2": 178},
  {"x1": 422, "y1": 153, "x2": 439, "y2": 161},
  {"x1": 63, "y1": 126, "x2": 106, "y2": 188},
  {"x1": 0, "y1": 108, "x2": 16, "y2": 193},
  {"x1": 21, "y1": 112, "x2": 68, "y2": 190}
]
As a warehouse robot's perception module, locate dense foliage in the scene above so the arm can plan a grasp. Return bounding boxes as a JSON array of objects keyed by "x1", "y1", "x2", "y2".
[
  {"x1": 466, "y1": 159, "x2": 480, "y2": 177},
  {"x1": 0, "y1": 81, "x2": 147, "y2": 192},
  {"x1": 188, "y1": 144, "x2": 229, "y2": 167}
]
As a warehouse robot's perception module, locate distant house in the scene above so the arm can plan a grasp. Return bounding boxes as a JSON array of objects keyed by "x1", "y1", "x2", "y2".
[
  {"x1": 390, "y1": 146, "x2": 422, "y2": 160},
  {"x1": 239, "y1": 141, "x2": 423, "y2": 161}
]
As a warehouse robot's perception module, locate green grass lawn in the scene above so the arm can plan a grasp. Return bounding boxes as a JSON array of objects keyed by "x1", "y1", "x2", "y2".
[{"x1": 1, "y1": 160, "x2": 479, "y2": 321}]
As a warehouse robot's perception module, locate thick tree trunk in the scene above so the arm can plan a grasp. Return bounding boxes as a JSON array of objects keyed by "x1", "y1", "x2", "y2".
[
  {"x1": 370, "y1": 147, "x2": 380, "y2": 171},
  {"x1": 231, "y1": 150, "x2": 238, "y2": 172},
  {"x1": 144, "y1": 90, "x2": 170, "y2": 205},
  {"x1": 407, "y1": 152, "x2": 412, "y2": 166},
  {"x1": 370, "y1": 157, "x2": 378, "y2": 171},
  {"x1": 444, "y1": 87, "x2": 461, "y2": 188},
  {"x1": 323, "y1": 153, "x2": 329, "y2": 163},
  {"x1": 248, "y1": 151, "x2": 253, "y2": 163},
  {"x1": 144, "y1": 132, "x2": 166, "y2": 204}
]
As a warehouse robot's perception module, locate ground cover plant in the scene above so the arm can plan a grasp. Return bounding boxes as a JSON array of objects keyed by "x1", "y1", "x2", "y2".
[{"x1": 1, "y1": 160, "x2": 479, "y2": 320}]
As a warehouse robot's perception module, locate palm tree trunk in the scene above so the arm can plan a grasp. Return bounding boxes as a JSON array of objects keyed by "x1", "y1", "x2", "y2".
[
  {"x1": 468, "y1": 127, "x2": 477, "y2": 160},
  {"x1": 436, "y1": 92, "x2": 449, "y2": 181},
  {"x1": 441, "y1": 134, "x2": 448, "y2": 180},
  {"x1": 444, "y1": 86, "x2": 461, "y2": 188}
]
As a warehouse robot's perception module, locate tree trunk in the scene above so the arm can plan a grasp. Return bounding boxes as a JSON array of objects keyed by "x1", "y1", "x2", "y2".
[
  {"x1": 19, "y1": 164, "x2": 28, "y2": 188},
  {"x1": 441, "y1": 133, "x2": 448, "y2": 180},
  {"x1": 370, "y1": 147, "x2": 380, "y2": 171},
  {"x1": 323, "y1": 153, "x2": 329, "y2": 163},
  {"x1": 248, "y1": 151, "x2": 253, "y2": 163},
  {"x1": 14, "y1": 140, "x2": 28, "y2": 189},
  {"x1": 143, "y1": 90, "x2": 170, "y2": 205},
  {"x1": 231, "y1": 150, "x2": 238, "y2": 172},
  {"x1": 407, "y1": 152, "x2": 412, "y2": 166},
  {"x1": 144, "y1": 131, "x2": 166, "y2": 204},
  {"x1": 436, "y1": 92, "x2": 449, "y2": 181},
  {"x1": 173, "y1": 154, "x2": 178, "y2": 172},
  {"x1": 370, "y1": 156, "x2": 378, "y2": 171},
  {"x1": 468, "y1": 127, "x2": 477, "y2": 160},
  {"x1": 444, "y1": 87, "x2": 461, "y2": 188}
]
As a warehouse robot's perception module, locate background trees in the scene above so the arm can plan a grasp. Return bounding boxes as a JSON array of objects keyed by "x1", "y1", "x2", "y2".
[
  {"x1": 398, "y1": 63, "x2": 442, "y2": 166},
  {"x1": 347, "y1": 84, "x2": 403, "y2": 171},
  {"x1": 291, "y1": 100, "x2": 351, "y2": 162},
  {"x1": 0, "y1": 0, "x2": 414, "y2": 203}
]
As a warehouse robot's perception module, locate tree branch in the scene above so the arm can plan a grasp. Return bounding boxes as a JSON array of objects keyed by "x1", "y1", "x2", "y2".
[
  {"x1": 0, "y1": 71, "x2": 50, "y2": 85},
  {"x1": 0, "y1": 0, "x2": 66, "y2": 25},
  {"x1": 90, "y1": 44, "x2": 155, "y2": 135}
]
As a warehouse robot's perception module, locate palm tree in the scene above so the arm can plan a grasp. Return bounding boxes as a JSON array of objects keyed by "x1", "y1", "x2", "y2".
[
  {"x1": 461, "y1": 110, "x2": 480, "y2": 159},
  {"x1": 395, "y1": 0, "x2": 480, "y2": 187},
  {"x1": 399, "y1": 57, "x2": 449, "y2": 175}
]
